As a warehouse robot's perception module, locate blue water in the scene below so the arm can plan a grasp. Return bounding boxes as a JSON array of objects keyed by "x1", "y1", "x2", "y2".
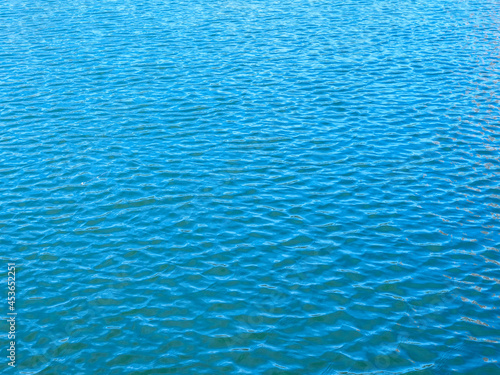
[{"x1": 1, "y1": 0, "x2": 500, "y2": 373}]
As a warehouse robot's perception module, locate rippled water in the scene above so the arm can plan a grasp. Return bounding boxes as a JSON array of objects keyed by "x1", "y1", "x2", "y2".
[{"x1": 1, "y1": 0, "x2": 500, "y2": 373}]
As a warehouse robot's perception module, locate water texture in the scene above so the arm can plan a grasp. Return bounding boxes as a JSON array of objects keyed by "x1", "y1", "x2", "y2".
[{"x1": 1, "y1": 0, "x2": 500, "y2": 373}]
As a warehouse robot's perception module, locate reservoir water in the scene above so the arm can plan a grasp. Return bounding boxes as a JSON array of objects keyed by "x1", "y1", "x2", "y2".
[{"x1": 1, "y1": 0, "x2": 499, "y2": 373}]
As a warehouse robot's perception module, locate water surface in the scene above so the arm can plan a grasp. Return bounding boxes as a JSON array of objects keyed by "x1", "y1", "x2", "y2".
[{"x1": 1, "y1": 0, "x2": 499, "y2": 374}]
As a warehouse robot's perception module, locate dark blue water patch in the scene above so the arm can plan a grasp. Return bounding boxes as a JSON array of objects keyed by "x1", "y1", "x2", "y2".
[{"x1": 1, "y1": 0, "x2": 500, "y2": 374}]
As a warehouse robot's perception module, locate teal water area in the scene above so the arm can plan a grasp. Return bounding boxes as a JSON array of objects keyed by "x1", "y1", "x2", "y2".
[{"x1": 1, "y1": 0, "x2": 499, "y2": 373}]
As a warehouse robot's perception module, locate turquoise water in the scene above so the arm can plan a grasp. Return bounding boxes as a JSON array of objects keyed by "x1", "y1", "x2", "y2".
[{"x1": 1, "y1": 0, "x2": 500, "y2": 373}]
